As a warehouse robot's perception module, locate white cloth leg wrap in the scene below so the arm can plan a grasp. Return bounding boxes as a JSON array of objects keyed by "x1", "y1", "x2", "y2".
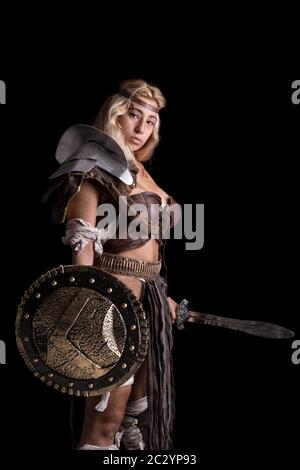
[{"x1": 94, "y1": 376, "x2": 134, "y2": 412}]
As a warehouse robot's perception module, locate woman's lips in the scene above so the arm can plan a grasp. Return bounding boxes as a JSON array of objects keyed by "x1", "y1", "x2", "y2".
[{"x1": 130, "y1": 137, "x2": 142, "y2": 145}]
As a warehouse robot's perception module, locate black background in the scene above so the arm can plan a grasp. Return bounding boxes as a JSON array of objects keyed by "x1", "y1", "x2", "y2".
[{"x1": 0, "y1": 10, "x2": 299, "y2": 465}]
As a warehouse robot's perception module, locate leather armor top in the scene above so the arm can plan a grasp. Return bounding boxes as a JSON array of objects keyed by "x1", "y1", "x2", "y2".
[{"x1": 42, "y1": 124, "x2": 178, "y2": 249}]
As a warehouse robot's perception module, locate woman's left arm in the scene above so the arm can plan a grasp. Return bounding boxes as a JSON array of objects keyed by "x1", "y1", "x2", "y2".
[{"x1": 167, "y1": 296, "x2": 178, "y2": 324}]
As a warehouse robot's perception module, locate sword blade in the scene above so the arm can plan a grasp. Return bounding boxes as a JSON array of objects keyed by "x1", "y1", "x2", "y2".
[{"x1": 188, "y1": 310, "x2": 295, "y2": 339}]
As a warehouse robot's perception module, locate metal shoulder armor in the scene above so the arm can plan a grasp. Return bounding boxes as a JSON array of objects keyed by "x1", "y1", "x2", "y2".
[{"x1": 49, "y1": 124, "x2": 136, "y2": 187}]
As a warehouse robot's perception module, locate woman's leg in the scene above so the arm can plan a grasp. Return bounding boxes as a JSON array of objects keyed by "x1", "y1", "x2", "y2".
[
  {"x1": 120, "y1": 357, "x2": 148, "y2": 449},
  {"x1": 79, "y1": 275, "x2": 144, "y2": 449},
  {"x1": 129, "y1": 357, "x2": 147, "y2": 401},
  {"x1": 120, "y1": 277, "x2": 148, "y2": 449},
  {"x1": 79, "y1": 385, "x2": 132, "y2": 448}
]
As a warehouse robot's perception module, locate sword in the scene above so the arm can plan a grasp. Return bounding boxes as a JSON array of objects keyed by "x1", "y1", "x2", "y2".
[{"x1": 175, "y1": 299, "x2": 295, "y2": 339}]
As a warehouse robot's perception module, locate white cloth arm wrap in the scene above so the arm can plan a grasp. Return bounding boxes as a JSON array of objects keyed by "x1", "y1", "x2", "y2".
[{"x1": 62, "y1": 218, "x2": 106, "y2": 255}]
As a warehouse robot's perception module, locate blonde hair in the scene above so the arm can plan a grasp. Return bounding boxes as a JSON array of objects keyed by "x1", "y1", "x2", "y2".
[{"x1": 93, "y1": 79, "x2": 166, "y2": 163}]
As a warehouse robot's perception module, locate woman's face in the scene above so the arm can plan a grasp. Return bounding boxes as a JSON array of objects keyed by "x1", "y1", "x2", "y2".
[{"x1": 118, "y1": 99, "x2": 158, "y2": 151}]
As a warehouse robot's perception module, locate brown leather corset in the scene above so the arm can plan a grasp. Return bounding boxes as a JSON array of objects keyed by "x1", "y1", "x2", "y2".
[{"x1": 102, "y1": 191, "x2": 177, "y2": 254}]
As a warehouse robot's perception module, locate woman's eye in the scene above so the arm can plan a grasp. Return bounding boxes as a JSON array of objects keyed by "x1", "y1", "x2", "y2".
[
  {"x1": 129, "y1": 112, "x2": 139, "y2": 119},
  {"x1": 147, "y1": 121, "x2": 154, "y2": 126}
]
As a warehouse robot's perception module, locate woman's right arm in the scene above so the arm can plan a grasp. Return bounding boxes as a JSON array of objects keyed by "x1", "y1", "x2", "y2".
[{"x1": 65, "y1": 179, "x2": 100, "y2": 266}]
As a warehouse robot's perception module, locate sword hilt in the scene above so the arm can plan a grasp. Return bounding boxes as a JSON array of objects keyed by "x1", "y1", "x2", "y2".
[{"x1": 175, "y1": 299, "x2": 190, "y2": 330}]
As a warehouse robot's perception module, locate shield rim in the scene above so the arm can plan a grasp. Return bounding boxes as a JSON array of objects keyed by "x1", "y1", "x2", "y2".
[{"x1": 16, "y1": 265, "x2": 148, "y2": 397}]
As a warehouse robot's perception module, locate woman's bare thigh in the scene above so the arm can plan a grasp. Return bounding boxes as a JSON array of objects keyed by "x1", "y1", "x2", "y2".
[
  {"x1": 112, "y1": 274, "x2": 143, "y2": 300},
  {"x1": 130, "y1": 357, "x2": 148, "y2": 401}
]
